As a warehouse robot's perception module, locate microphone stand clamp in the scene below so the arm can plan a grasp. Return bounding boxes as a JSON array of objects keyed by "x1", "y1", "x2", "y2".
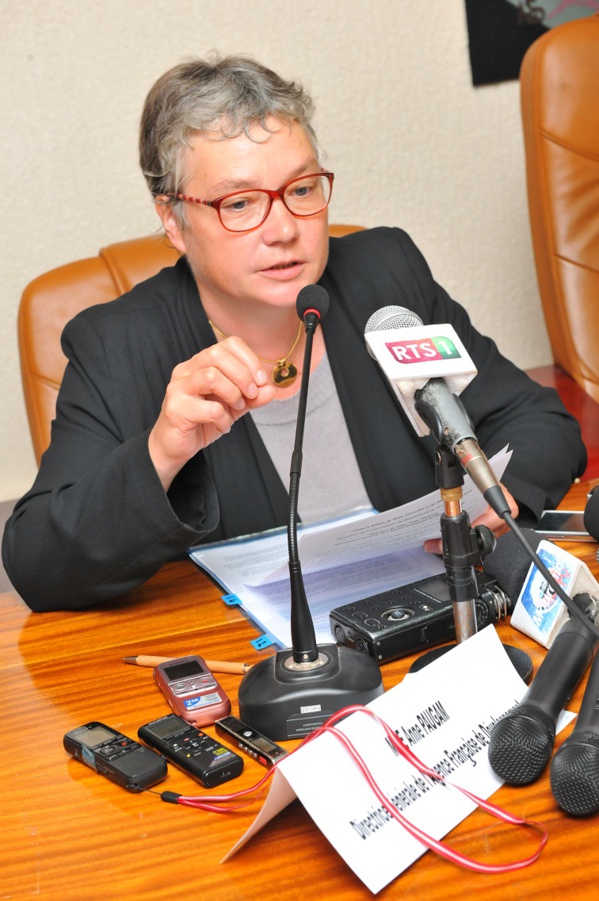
[{"x1": 410, "y1": 446, "x2": 532, "y2": 681}]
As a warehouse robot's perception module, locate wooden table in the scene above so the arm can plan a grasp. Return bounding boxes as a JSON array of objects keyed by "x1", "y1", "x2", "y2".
[{"x1": 3, "y1": 480, "x2": 599, "y2": 900}]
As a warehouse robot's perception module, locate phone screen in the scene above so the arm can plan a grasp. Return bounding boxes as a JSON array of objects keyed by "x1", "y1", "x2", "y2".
[
  {"x1": 162, "y1": 659, "x2": 206, "y2": 682},
  {"x1": 535, "y1": 510, "x2": 592, "y2": 541}
]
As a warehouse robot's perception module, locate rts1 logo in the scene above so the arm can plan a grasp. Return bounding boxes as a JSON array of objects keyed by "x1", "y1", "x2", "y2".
[{"x1": 386, "y1": 336, "x2": 461, "y2": 364}]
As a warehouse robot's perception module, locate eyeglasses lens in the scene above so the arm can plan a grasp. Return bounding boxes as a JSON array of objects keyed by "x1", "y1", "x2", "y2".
[{"x1": 219, "y1": 174, "x2": 332, "y2": 232}]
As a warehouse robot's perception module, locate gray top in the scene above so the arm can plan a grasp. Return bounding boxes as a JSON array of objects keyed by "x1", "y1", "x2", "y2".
[{"x1": 250, "y1": 352, "x2": 371, "y2": 522}]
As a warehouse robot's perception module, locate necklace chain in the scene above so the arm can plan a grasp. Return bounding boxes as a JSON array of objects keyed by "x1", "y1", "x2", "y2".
[{"x1": 208, "y1": 319, "x2": 303, "y2": 387}]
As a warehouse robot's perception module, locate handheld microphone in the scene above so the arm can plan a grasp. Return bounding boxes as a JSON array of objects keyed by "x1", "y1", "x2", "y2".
[
  {"x1": 483, "y1": 527, "x2": 544, "y2": 602},
  {"x1": 583, "y1": 486, "x2": 599, "y2": 542},
  {"x1": 488, "y1": 528, "x2": 599, "y2": 807},
  {"x1": 485, "y1": 524, "x2": 599, "y2": 632},
  {"x1": 487, "y1": 608, "x2": 599, "y2": 785},
  {"x1": 238, "y1": 285, "x2": 384, "y2": 740},
  {"x1": 550, "y1": 642, "x2": 599, "y2": 815},
  {"x1": 484, "y1": 529, "x2": 599, "y2": 784},
  {"x1": 364, "y1": 306, "x2": 510, "y2": 518}
]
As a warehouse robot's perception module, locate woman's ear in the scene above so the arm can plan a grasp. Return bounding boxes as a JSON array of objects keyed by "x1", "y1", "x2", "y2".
[{"x1": 154, "y1": 200, "x2": 187, "y2": 255}]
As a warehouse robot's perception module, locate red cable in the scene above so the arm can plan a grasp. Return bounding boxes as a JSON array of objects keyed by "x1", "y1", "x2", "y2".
[{"x1": 168, "y1": 704, "x2": 548, "y2": 873}]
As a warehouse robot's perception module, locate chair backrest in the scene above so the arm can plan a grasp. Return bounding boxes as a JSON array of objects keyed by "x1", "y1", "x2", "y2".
[
  {"x1": 520, "y1": 14, "x2": 599, "y2": 401},
  {"x1": 19, "y1": 225, "x2": 365, "y2": 464}
]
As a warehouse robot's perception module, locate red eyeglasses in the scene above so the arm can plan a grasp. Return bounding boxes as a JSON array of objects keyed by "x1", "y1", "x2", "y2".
[{"x1": 159, "y1": 171, "x2": 334, "y2": 233}]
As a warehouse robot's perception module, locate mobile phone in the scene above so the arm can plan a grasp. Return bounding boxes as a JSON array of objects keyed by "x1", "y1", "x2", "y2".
[
  {"x1": 138, "y1": 713, "x2": 244, "y2": 788},
  {"x1": 215, "y1": 715, "x2": 288, "y2": 769},
  {"x1": 153, "y1": 654, "x2": 231, "y2": 726},
  {"x1": 63, "y1": 721, "x2": 168, "y2": 791},
  {"x1": 535, "y1": 510, "x2": 593, "y2": 542}
]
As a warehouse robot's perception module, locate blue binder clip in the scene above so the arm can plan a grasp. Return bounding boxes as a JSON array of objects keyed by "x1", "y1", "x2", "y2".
[{"x1": 250, "y1": 634, "x2": 275, "y2": 651}]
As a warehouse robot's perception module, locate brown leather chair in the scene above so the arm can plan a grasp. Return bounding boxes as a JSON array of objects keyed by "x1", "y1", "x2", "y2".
[
  {"x1": 520, "y1": 14, "x2": 599, "y2": 402},
  {"x1": 18, "y1": 225, "x2": 365, "y2": 464}
]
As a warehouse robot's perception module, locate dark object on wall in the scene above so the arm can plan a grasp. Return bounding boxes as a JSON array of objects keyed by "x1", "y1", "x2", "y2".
[
  {"x1": 465, "y1": 0, "x2": 549, "y2": 86},
  {"x1": 464, "y1": 0, "x2": 599, "y2": 87},
  {"x1": 464, "y1": 1, "x2": 599, "y2": 87}
]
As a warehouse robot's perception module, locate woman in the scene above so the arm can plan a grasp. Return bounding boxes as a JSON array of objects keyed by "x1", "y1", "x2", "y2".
[{"x1": 2, "y1": 55, "x2": 586, "y2": 611}]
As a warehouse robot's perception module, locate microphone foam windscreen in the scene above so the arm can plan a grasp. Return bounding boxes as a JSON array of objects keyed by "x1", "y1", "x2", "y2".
[
  {"x1": 483, "y1": 528, "x2": 542, "y2": 603},
  {"x1": 584, "y1": 488, "x2": 599, "y2": 541},
  {"x1": 296, "y1": 285, "x2": 330, "y2": 321}
]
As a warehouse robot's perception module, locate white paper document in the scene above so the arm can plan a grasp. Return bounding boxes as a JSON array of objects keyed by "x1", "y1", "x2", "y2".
[
  {"x1": 223, "y1": 625, "x2": 572, "y2": 893},
  {"x1": 189, "y1": 448, "x2": 511, "y2": 648}
]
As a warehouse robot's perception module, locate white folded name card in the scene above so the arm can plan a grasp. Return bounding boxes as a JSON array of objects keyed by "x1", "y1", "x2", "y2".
[{"x1": 223, "y1": 627, "x2": 569, "y2": 893}]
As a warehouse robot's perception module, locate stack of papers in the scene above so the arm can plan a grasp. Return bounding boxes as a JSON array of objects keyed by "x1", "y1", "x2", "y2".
[{"x1": 189, "y1": 449, "x2": 510, "y2": 649}]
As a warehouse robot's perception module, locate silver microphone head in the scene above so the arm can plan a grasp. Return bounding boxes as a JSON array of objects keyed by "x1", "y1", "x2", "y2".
[{"x1": 364, "y1": 305, "x2": 423, "y2": 334}]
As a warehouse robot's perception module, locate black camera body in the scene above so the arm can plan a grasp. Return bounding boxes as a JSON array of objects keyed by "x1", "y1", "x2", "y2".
[{"x1": 329, "y1": 571, "x2": 510, "y2": 664}]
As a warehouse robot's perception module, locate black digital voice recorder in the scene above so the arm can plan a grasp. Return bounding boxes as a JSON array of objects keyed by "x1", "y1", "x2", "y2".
[{"x1": 63, "y1": 721, "x2": 168, "y2": 791}]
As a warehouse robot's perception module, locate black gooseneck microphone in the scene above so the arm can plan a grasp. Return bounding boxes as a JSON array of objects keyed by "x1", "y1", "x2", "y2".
[
  {"x1": 287, "y1": 289, "x2": 327, "y2": 664},
  {"x1": 237, "y1": 285, "x2": 384, "y2": 740}
]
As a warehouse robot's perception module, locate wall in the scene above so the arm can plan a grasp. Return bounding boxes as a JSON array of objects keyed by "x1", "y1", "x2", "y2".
[{"x1": 0, "y1": 0, "x2": 550, "y2": 502}]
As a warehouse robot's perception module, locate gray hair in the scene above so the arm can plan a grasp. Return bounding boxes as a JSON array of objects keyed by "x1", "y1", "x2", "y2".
[{"x1": 139, "y1": 54, "x2": 320, "y2": 221}]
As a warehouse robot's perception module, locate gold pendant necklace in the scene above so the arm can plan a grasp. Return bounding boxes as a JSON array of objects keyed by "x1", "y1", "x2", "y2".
[{"x1": 208, "y1": 319, "x2": 303, "y2": 388}]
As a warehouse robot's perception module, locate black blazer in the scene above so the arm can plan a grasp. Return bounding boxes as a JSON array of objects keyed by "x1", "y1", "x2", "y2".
[{"x1": 3, "y1": 228, "x2": 585, "y2": 610}]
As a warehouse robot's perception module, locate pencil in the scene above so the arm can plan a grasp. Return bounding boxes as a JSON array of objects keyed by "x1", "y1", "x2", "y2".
[{"x1": 122, "y1": 655, "x2": 252, "y2": 675}]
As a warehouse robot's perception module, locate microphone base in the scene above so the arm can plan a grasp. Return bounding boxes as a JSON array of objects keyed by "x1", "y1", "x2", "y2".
[
  {"x1": 238, "y1": 643, "x2": 384, "y2": 741},
  {"x1": 409, "y1": 642, "x2": 533, "y2": 683}
]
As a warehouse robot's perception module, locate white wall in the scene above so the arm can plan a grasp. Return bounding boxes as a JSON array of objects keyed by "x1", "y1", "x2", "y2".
[{"x1": 0, "y1": 0, "x2": 550, "y2": 502}]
